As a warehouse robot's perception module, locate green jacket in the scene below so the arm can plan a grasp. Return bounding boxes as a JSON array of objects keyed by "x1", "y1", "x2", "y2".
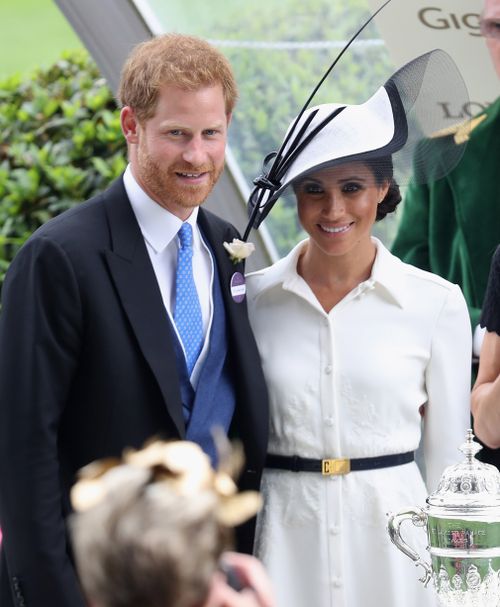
[{"x1": 392, "y1": 97, "x2": 500, "y2": 329}]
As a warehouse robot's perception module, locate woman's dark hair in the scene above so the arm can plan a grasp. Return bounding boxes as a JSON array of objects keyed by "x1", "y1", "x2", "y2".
[{"x1": 364, "y1": 156, "x2": 402, "y2": 221}]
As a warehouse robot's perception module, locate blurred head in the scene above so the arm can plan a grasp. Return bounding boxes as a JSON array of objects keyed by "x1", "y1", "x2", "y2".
[
  {"x1": 71, "y1": 478, "x2": 228, "y2": 607},
  {"x1": 482, "y1": 0, "x2": 500, "y2": 79},
  {"x1": 70, "y1": 441, "x2": 261, "y2": 607}
]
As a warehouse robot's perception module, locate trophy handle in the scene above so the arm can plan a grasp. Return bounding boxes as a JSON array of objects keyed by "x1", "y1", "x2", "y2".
[{"x1": 387, "y1": 508, "x2": 432, "y2": 587}]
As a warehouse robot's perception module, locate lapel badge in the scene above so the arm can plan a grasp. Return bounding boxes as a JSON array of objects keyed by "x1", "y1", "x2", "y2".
[{"x1": 230, "y1": 272, "x2": 246, "y2": 303}]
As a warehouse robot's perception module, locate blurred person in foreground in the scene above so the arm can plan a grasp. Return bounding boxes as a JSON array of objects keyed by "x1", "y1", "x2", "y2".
[
  {"x1": 391, "y1": 0, "x2": 500, "y2": 464},
  {"x1": 0, "y1": 33, "x2": 268, "y2": 607},
  {"x1": 243, "y1": 48, "x2": 471, "y2": 607},
  {"x1": 70, "y1": 439, "x2": 275, "y2": 607}
]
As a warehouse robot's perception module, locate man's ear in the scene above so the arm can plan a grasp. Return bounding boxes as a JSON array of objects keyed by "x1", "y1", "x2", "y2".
[
  {"x1": 121, "y1": 106, "x2": 139, "y2": 144},
  {"x1": 226, "y1": 112, "x2": 232, "y2": 128}
]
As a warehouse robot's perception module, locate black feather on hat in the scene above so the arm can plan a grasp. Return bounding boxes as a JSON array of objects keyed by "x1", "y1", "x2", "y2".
[{"x1": 243, "y1": 1, "x2": 469, "y2": 240}]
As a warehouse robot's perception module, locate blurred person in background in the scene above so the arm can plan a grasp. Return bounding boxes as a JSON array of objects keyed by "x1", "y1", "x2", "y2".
[{"x1": 391, "y1": 0, "x2": 500, "y2": 465}]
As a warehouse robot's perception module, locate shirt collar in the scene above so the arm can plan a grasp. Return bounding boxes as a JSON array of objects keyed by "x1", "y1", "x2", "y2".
[
  {"x1": 124, "y1": 165, "x2": 199, "y2": 253},
  {"x1": 369, "y1": 237, "x2": 406, "y2": 308},
  {"x1": 248, "y1": 236, "x2": 406, "y2": 308}
]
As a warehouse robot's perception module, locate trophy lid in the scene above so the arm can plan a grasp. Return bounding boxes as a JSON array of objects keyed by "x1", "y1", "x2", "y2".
[{"x1": 427, "y1": 430, "x2": 500, "y2": 510}]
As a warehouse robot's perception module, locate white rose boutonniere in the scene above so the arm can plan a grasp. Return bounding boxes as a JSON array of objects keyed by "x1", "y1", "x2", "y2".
[{"x1": 223, "y1": 238, "x2": 255, "y2": 264}]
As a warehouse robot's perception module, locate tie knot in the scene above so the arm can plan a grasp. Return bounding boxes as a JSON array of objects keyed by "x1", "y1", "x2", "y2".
[{"x1": 178, "y1": 223, "x2": 193, "y2": 249}]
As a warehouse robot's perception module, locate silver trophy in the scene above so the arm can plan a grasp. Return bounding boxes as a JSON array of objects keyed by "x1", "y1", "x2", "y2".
[{"x1": 388, "y1": 430, "x2": 500, "y2": 607}]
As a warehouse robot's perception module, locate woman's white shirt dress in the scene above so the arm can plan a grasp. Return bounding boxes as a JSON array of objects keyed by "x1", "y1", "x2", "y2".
[{"x1": 246, "y1": 238, "x2": 471, "y2": 607}]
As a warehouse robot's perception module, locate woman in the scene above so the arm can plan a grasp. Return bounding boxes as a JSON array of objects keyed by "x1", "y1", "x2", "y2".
[
  {"x1": 472, "y1": 246, "x2": 500, "y2": 448},
  {"x1": 245, "y1": 51, "x2": 472, "y2": 607}
]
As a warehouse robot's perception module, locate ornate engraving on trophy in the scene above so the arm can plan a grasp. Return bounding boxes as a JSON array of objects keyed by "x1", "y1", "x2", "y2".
[
  {"x1": 433, "y1": 561, "x2": 500, "y2": 606},
  {"x1": 388, "y1": 431, "x2": 500, "y2": 606},
  {"x1": 430, "y1": 526, "x2": 487, "y2": 547}
]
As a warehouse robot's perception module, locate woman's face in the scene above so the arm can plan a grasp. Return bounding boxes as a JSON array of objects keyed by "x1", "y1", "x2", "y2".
[{"x1": 295, "y1": 162, "x2": 389, "y2": 259}]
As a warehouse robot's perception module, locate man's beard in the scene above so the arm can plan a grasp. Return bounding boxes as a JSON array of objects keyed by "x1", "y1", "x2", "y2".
[{"x1": 138, "y1": 149, "x2": 223, "y2": 211}]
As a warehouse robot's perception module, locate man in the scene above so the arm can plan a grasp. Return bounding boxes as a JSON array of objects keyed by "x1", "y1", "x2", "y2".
[
  {"x1": 391, "y1": 0, "x2": 500, "y2": 463},
  {"x1": 0, "y1": 34, "x2": 268, "y2": 607}
]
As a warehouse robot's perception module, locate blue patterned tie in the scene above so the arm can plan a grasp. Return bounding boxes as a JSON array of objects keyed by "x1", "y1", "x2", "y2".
[{"x1": 174, "y1": 223, "x2": 204, "y2": 375}]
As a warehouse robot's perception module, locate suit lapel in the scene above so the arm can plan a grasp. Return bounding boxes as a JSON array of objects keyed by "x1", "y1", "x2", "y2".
[
  {"x1": 102, "y1": 179, "x2": 185, "y2": 436},
  {"x1": 198, "y1": 209, "x2": 269, "y2": 469},
  {"x1": 198, "y1": 209, "x2": 248, "y2": 333}
]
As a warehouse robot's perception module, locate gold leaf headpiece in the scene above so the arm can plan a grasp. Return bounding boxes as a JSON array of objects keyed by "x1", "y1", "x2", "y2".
[{"x1": 71, "y1": 438, "x2": 262, "y2": 527}]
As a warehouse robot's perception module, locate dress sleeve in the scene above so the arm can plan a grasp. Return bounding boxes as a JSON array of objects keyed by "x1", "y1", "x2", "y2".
[
  {"x1": 423, "y1": 283, "x2": 472, "y2": 491},
  {"x1": 480, "y1": 246, "x2": 500, "y2": 335}
]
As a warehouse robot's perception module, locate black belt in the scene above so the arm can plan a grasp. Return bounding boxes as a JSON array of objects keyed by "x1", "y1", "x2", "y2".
[{"x1": 265, "y1": 451, "x2": 414, "y2": 476}]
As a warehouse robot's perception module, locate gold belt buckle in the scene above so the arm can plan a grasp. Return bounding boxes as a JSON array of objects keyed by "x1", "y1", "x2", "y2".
[{"x1": 322, "y1": 458, "x2": 350, "y2": 476}]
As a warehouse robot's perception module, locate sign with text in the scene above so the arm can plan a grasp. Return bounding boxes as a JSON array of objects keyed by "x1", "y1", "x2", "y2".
[{"x1": 368, "y1": 0, "x2": 499, "y2": 122}]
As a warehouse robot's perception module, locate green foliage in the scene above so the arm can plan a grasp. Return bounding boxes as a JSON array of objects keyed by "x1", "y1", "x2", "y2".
[{"x1": 0, "y1": 50, "x2": 126, "y2": 287}]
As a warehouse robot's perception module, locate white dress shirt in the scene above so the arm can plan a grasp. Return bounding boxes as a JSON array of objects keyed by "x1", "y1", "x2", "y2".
[{"x1": 123, "y1": 165, "x2": 213, "y2": 386}]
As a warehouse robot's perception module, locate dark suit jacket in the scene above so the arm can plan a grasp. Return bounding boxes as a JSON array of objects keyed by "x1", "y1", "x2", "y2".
[{"x1": 0, "y1": 177, "x2": 269, "y2": 607}]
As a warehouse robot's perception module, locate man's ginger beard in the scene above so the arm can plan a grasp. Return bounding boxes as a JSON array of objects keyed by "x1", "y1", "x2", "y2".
[{"x1": 136, "y1": 141, "x2": 223, "y2": 211}]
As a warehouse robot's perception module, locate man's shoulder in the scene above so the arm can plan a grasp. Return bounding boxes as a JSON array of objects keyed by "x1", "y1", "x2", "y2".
[
  {"x1": 30, "y1": 178, "x2": 125, "y2": 246},
  {"x1": 483, "y1": 96, "x2": 500, "y2": 125},
  {"x1": 37, "y1": 195, "x2": 103, "y2": 234}
]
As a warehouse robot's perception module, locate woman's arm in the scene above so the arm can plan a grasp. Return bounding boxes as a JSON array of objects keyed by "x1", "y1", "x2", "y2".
[
  {"x1": 423, "y1": 284, "x2": 472, "y2": 491},
  {"x1": 472, "y1": 330, "x2": 500, "y2": 448}
]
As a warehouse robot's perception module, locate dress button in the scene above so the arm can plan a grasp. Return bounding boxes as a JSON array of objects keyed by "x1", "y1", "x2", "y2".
[
  {"x1": 324, "y1": 417, "x2": 334, "y2": 427},
  {"x1": 332, "y1": 578, "x2": 343, "y2": 588},
  {"x1": 324, "y1": 365, "x2": 332, "y2": 374},
  {"x1": 329, "y1": 526, "x2": 341, "y2": 535}
]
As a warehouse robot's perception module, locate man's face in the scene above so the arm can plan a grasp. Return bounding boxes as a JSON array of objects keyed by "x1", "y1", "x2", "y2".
[
  {"x1": 482, "y1": 0, "x2": 500, "y2": 79},
  {"x1": 122, "y1": 84, "x2": 230, "y2": 220}
]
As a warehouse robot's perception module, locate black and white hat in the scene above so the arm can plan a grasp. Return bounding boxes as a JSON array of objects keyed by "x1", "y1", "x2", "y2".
[{"x1": 243, "y1": 6, "x2": 469, "y2": 239}]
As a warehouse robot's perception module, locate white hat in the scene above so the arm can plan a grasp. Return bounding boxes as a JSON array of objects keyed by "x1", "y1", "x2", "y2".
[{"x1": 245, "y1": 49, "x2": 468, "y2": 236}]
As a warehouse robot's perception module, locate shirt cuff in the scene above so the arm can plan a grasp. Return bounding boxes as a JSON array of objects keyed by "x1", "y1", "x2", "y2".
[{"x1": 473, "y1": 324, "x2": 486, "y2": 357}]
